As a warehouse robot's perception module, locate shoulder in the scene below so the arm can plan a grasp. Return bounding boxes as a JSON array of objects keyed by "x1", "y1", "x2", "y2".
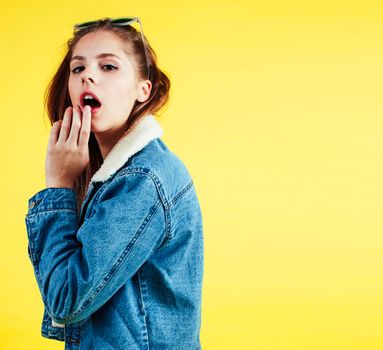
[
  {"x1": 113, "y1": 138, "x2": 195, "y2": 208},
  {"x1": 131, "y1": 138, "x2": 192, "y2": 181},
  {"x1": 93, "y1": 167, "x2": 162, "y2": 208}
]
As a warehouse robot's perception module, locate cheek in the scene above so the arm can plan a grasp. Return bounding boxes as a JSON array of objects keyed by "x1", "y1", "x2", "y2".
[
  {"x1": 113, "y1": 77, "x2": 137, "y2": 98},
  {"x1": 68, "y1": 79, "x2": 75, "y2": 101},
  {"x1": 115, "y1": 84, "x2": 138, "y2": 103}
]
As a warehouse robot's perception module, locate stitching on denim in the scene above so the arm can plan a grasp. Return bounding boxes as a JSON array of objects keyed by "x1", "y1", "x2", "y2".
[
  {"x1": 27, "y1": 208, "x2": 78, "y2": 217},
  {"x1": 117, "y1": 167, "x2": 166, "y2": 197},
  {"x1": 26, "y1": 218, "x2": 48, "y2": 295},
  {"x1": 100, "y1": 168, "x2": 170, "y2": 238},
  {"x1": 59, "y1": 197, "x2": 162, "y2": 323},
  {"x1": 154, "y1": 227, "x2": 170, "y2": 251},
  {"x1": 28, "y1": 170, "x2": 170, "y2": 325},
  {"x1": 137, "y1": 271, "x2": 150, "y2": 349},
  {"x1": 90, "y1": 169, "x2": 168, "y2": 212},
  {"x1": 86, "y1": 182, "x2": 109, "y2": 217},
  {"x1": 25, "y1": 217, "x2": 35, "y2": 262},
  {"x1": 164, "y1": 180, "x2": 194, "y2": 242},
  {"x1": 170, "y1": 179, "x2": 194, "y2": 206},
  {"x1": 38, "y1": 272, "x2": 53, "y2": 319}
]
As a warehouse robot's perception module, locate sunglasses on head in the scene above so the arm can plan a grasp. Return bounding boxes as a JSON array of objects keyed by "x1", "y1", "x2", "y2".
[{"x1": 73, "y1": 17, "x2": 151, "y2": 80}]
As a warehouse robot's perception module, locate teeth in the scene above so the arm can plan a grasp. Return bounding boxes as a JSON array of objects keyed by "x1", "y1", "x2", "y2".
[{"x1": 82, "y1": 93, "x2": 101, "y2": 108}]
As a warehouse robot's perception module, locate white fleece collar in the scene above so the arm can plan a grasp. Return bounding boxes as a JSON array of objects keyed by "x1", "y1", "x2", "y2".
[{"x1": 90, "y1": 114, "x2": 163, "y2": 184}]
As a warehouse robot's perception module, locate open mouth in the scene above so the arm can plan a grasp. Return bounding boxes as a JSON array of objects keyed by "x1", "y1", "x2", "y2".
[{"x1": 82, "y1": 94, "x2": 102, "y2": 109}]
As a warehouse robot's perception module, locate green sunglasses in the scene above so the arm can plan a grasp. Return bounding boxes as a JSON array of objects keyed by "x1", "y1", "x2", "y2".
[{"x1": 74, "y1": 17, "x2": 151, "y2": 80}]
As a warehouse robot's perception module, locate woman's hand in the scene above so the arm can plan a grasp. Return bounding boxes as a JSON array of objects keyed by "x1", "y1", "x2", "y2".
[{"x1": 45, "y1": 105, "x2": 92, "y2": 189}]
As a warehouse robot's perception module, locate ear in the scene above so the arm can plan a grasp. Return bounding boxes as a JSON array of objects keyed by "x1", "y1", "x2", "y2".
[{"x1": 136, "y1": 79, "x2": 152, "y2": 103}]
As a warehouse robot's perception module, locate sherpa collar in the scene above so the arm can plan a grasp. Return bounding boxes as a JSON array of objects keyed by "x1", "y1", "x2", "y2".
[{"x1": 90, "y1": 114, "x2": 163, "y2": 184}]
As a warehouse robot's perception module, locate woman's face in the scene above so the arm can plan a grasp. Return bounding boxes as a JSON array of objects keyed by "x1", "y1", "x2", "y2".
[{"x1": 68, "y1": 30, "x2": 150, "y2": 134}]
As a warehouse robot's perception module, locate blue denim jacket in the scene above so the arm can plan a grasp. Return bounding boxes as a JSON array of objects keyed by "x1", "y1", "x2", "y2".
[{"x1": 25, "y1": 114, "x2": 204, "y2": 349}]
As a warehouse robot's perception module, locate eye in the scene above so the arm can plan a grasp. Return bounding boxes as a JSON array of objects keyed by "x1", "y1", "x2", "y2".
[
  {"x1": 71, "y1": 66, "x2": 84, "y2": 74},
  {"x1": 70, "y1": 64, "x2": 118, "y2": 74},
  {"x1": 101, "y1": 64, "x2": 117, "y2": 71}
]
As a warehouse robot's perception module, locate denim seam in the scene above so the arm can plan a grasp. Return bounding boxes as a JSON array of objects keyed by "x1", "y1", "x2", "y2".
[
  {"x1": 137, "y1": 270, "x2": 150, "y2": 350},
  {"x1": 27, "y1": 208, "x2": 77, "y2": 217},
  {"x1": 26, "y1": 218, "x2": 48, "y2": 297},
  {"x1": 102, "y1": 168, "x2": 171, "y2": 241},
  {"x1": 86, "y1": 182, "x2": 109, "y2": 217},
  {"x1": 115, "y1": 167, "x2": 170, "y2": 209},
  {"x1": 57, "y1": 198, "x2": 162, "y2": 323},
  {"x1": 26, "y1": 214, "x2": 76, "y2": 324},
  {"x1": 36, "y1": 267, "x2": 52, "y2": 320},
  {"x1": 89, "y1": 170, "x2": 168, "y2": 215},
  {"x1": 170, "y1": 179, "x2": 194, "y2": 206},
  {"x1": 118, "y1": 168, "x2": 172, "y2": 245},
  {"x1": 165, "y1": 180, "x2": 194, "y2": 241},
  {"x1": 25, "y1": 217, "x2": 36, "y2": 263}
]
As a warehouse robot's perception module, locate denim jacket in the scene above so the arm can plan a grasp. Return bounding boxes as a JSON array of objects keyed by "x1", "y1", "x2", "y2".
[{"x1": 25, "y1": 114, "x2": 204, "y2": 350}]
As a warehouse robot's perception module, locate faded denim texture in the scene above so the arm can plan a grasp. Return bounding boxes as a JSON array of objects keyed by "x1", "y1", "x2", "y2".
[{"x1": 25, "y1": 115, "x2": 204, "y2": 349}]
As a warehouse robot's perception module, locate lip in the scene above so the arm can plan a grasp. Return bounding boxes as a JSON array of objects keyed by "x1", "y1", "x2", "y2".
[
  {"x1": 80, "y1": 104, "x2": 101, "y2": 115},
  {"x1": 79, "y1": 90, "x2": 102, "y2": 109}
]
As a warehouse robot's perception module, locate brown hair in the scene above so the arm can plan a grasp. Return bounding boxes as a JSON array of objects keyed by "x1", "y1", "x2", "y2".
[{"x1": 43, "y1": 18, "x2": 171, "y2": 214}]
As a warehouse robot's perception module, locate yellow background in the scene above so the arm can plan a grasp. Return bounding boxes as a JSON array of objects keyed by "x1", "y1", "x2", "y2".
[{"x1": 1, "y1": 0, "x2": 383, "y2": 349}]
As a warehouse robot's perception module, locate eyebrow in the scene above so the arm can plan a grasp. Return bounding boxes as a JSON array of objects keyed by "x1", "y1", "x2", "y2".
[{"x1": 70, "y1": 53, "x2": 122, "y2": 62}]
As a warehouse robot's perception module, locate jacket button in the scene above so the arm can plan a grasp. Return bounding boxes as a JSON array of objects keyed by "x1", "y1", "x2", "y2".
[{"x1": 29, "y1": 201, "x2": 36, "y2": 209}]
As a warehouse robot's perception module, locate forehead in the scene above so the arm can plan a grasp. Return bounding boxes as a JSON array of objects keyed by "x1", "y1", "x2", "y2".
[{"x1": 72, "y1": 30, "x2": 131, "y2": 64}]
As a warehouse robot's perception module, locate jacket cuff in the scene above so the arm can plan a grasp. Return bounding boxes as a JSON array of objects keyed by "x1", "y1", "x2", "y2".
[{"x1": 27, "y1": 187, "x2": 77, "y2": 215}]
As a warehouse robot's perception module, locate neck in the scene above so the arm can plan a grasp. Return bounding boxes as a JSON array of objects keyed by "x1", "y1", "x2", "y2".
[
  {"x1": 88, "y1": 113, "x2": 163, "y2": 184},
  {"x1": 93, "y1": 125, "x2": 127, "y2": 160}
]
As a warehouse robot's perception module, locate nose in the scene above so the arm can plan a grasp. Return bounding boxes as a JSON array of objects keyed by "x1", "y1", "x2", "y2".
[
  {"x1": 80, "y1": 68, "x2": 96, "y2": 84},
  {"x1": 82, "y1": 74, "x2": 95, "y2": 84}
]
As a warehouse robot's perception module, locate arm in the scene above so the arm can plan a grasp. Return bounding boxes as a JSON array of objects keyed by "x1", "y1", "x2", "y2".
[{"x1": 25, "y1": 171, "x2": 166, "y2": 325}]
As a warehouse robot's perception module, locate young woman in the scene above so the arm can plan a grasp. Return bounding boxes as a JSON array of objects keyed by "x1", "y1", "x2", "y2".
[{"x1": 25, "y1": 17, "x2": 204, "y2": 349}]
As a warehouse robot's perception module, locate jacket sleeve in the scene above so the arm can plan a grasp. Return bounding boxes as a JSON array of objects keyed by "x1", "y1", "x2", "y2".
[{"x1": 25, "y1": 171, "x2": 167, "y2": 325}]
